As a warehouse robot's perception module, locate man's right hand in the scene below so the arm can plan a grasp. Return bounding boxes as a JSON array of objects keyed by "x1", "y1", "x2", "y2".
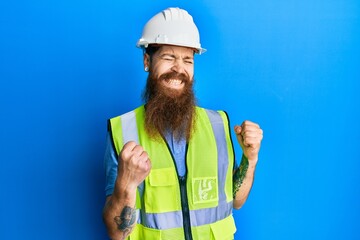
[
  {"x1": 103, "y1": 141, "x2": 151, "y2": 239},
  {"x1": 117, "y1": 141, "x2": 152, "y2": 191}
]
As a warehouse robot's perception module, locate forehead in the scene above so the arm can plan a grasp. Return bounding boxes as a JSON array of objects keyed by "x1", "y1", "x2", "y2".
[{"x1": 156, "y1": 45, "x2": 195, "y2": 57}]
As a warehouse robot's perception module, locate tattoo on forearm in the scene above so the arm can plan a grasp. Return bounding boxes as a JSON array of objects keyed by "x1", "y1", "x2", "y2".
[
  {"x1": 114, "y1": 206, "x2": 136, "y2": 233},
  {"x1": 233, "y1": 155, "x2": 249, "y2": 198}
]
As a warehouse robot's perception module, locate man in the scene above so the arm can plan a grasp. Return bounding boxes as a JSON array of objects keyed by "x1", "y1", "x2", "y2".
[{"x1": 103, "y1": 7, "x2": 263, "y2": 240}]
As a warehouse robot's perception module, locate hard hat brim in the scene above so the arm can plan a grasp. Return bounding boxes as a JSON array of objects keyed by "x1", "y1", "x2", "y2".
[{"x1": 136, "y1": 41, "x2": 206, "y2": 55}]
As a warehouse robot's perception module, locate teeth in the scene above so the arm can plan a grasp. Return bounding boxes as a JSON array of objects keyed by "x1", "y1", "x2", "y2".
[{"x1": 168, "y1": 79, "x2": 182, "y2": 85}]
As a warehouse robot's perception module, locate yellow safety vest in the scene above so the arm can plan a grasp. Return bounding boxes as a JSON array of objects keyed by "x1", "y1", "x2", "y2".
[{"x1": 109, "y1": 106, "x2": 236, "y2": 240}]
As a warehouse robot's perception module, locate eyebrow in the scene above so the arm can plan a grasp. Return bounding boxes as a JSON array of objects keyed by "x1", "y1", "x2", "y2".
[
  {"x1": 159, "y1": 53, "x2": 194, "y2": 60},
  {"x1": 160, "y1": 53, "x2": 176, "y2": 58}
]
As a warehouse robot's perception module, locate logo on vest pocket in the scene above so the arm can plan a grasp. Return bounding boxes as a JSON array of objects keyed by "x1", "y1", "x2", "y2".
[{"x1": 193, "y1": 177, "x2": 218, "y2": 204}]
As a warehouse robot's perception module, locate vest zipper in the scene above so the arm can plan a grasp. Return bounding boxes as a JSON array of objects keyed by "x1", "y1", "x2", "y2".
[
  {"x1": 162, "y1": 137, "x2": 193, "y2": 240},
  {"x1": 179, "y1": 175, "x2": 193, "y2": 240}
]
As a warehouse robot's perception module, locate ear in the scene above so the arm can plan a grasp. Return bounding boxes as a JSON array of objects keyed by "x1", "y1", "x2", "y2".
[{"x1": 143, "y1": 53, "x2": 150, "y2": 70}]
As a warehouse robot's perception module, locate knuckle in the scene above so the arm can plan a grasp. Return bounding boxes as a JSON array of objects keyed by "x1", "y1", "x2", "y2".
[
  {"x1": 142, "y1": 151, "x2": 149, "y2": 159},
  {"x1": 120, "y1": 147, "x2": 129, "y2": 158},
  {"x1": 133, "y1": 145, "x2": 144, "y2": 153},
  {"x1": 124, "y1": 141, "x2": 136, "y2": 148}
]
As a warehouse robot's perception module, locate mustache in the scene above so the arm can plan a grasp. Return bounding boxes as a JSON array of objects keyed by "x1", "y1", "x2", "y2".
[{"x1": 157, "y1": 71, "x2": 190, "y2": 83}]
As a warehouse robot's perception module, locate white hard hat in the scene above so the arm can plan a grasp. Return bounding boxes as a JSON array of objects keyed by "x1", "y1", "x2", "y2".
[{"x1": 136, "y1": 7, "x2": 206, "y2": 54}]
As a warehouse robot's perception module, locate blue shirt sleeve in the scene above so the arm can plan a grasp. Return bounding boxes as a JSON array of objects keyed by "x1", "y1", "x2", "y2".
[{"x1": 104, "y1": 133, "x2": 118, "y2": 197}]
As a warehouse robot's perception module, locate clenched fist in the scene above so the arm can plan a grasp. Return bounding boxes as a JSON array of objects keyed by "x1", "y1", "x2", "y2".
[
  {"x1": 234, "y1": 120, "x2": 263, "y2": 162},
  {"x1": 117, "y1": 141, "x2": 152, "y2": 190}
]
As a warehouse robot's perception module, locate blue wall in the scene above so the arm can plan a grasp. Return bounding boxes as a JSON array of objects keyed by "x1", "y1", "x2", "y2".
[{"x1": 1, "y1": 0, "x2": 359, "y2": 239}]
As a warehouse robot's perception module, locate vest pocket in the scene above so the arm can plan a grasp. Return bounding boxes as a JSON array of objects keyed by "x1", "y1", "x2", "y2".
[
  {"x1": 210, "y1": 215, "x2": 236, "y2": 240},
  {"x1": 145, "y1": 168, "x2": 180, "y2": 213}
]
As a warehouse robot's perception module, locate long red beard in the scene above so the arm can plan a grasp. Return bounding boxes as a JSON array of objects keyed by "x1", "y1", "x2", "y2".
[{"x1": 142, "y1": 71, "x2": 196, "y2": 142}]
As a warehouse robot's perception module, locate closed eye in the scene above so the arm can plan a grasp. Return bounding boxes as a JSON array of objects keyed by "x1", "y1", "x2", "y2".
[{"x1": 160, "y1": 54, "x2": 176, "y2": 61}]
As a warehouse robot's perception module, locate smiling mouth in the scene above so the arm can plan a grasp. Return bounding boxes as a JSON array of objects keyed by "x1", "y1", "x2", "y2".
[
  {"x1": 163, "y1": 79, "x2": 184, "y2": 89},
  {"x1": 167, "y1": 79, "x2": 182, "y2": 85}
]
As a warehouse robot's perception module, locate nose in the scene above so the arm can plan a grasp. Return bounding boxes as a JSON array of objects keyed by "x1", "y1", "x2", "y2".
[{"x1": 171, "y1": 59, "x2": 186, "y2": 74}]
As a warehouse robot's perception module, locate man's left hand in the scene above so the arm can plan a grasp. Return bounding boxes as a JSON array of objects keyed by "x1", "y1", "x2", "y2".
[{"x1": 234, "y1": 120, "x2": 263, "y2": 163}]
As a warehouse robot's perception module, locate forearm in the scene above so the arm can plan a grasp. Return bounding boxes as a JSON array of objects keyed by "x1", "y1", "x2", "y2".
[
  {"x1": 233, "y1": 155, "x2": 257, "y2": 209},
  {"x1": 103, "y1": 179, "x2": 138, "y2": 240}
]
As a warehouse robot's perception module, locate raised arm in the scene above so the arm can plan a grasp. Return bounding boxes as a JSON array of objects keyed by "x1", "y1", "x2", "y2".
[
  {"x1": 232, "y1": 121, "x2": 263, "y2": 209},
  {"x1": 103, "y1": 141, "x2": 151, "y2": 240}
]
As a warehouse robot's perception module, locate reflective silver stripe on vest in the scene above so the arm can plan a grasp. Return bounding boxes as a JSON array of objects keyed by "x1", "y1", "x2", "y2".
[
  {"x1": 121, "y1": 110, "x2": 139, "y2": 145},
  {"x1": 120, "y1": 108, "x2": 232, "y2": 229},
  {"x1": 120, "y1": 110, "x2": 144, "y2": 221},
  {"x1": 139, "y1": 203, "x2": 232, "y2": 230},
  {"x1": 140, "y1": 210, "x2": 183, "y2": 229},
  {"x1": 204, "y1": 109, "x2": 228, "y2": 203}
]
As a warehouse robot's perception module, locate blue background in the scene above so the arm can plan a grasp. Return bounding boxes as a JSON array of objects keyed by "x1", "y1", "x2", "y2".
[{"x1": 1, "y1": 0, "x2": 359, "y2": 239}]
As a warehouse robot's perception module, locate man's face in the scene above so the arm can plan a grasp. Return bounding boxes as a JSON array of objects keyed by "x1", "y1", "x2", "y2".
[
  {"x1": 145, "y1": 45, "x2": 195, "y2": 95},
  {"x1": 143, "y1": 45, "x2": 196, "y2": 141}
]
